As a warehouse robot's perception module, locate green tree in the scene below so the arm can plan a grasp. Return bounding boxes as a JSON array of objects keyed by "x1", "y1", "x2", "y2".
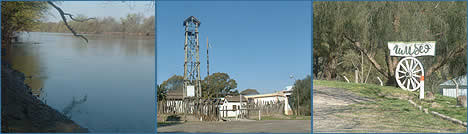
[
  {"x1": 157, "y1": 75, "x2": 184, "y2": 101},
  {"x1": 1, "y1": 1, "x2": 49, "y2": 46},
  {"x1": 201, "y1": 72, "x2": 238, "y2": 99},
  {"x1": 156, "y1": 84, "x2": 166, "y2": 101},
  {"x1": 160, "y1": 75, "x2": 184, "y2": 91},
  {"x1": 290, "y1": 75, "x2": 311, "y2": 116}
]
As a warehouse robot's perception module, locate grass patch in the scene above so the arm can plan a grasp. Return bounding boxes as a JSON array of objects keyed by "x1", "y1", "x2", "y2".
[
  {"x1": 314, "y1": 80, "x2": 414, "y2": 100},
  {"x1": 315, "y1": 80, "x2": 466, "y2": 121},
  {"x1": 414, "y1": 94, "x2": 467, "y2": 122},
  {"x1": 344, "y1": 99, "x2": 466, "y2": 132},
  {"x1": 315, "y1": 80, "x2": 467, "y2": 132}
]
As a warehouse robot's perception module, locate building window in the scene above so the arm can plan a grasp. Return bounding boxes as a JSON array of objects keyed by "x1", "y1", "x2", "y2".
[{"x1": 233, "y1": 105, "x2": 237, "y2": 110}]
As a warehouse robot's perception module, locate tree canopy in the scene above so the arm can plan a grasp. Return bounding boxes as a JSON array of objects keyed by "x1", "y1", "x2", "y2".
[
  {"x1": 1, "y1": 2, "x2": 49, "y2": 45},
  {"x1": 290, "y1": 75, "x2": 311, "y2": 116},
  {"x1": 314, "y1": 1, "x2": 467, "y2": 92},
  {"x1": 157, "y1": 73, "x2": 239, "y2": 100},
  {"x1": 157, "y1": 75, "x2": 183, "y2": 101},
  {"x1": 201, "y1": 72, "x2": 238, "y2": 99}
]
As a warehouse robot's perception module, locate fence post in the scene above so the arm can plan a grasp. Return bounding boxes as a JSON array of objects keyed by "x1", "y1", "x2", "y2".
[{"x1": 259, "y1": 109, "x2": 261, "y2": 120}]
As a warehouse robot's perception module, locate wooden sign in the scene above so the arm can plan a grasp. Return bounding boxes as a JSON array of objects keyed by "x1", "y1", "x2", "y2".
[{"x1": 388, "y1": 41, "x2": 436, "y2": 57}]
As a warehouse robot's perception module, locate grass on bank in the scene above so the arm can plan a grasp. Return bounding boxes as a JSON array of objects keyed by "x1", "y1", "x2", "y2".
[
  {"x1": 343, "y1": 99, "x2": 466, "y2": 133},
  {"x1": 314, "y1": 80, "x2": 467, "y2": 122}
]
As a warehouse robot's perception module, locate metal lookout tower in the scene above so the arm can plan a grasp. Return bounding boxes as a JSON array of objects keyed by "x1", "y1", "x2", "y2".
[{"x1": 183, "y1": 16, "x2": 202, "y2": 98}]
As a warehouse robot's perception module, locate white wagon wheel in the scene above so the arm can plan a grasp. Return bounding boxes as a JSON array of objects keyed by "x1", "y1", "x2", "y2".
[{"x1": 395, "y1": 57, "x2": 424, "y2": 91}]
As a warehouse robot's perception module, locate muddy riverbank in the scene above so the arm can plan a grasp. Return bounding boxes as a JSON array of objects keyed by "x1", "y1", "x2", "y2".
[{"x1": 1, "y1": 64, "x2": 88, "y2": 133}]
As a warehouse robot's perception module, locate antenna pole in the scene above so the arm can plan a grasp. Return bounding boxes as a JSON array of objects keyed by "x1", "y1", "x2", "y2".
[{"x1": 207, "y1": 37, "x2": 210, "y2": 77}]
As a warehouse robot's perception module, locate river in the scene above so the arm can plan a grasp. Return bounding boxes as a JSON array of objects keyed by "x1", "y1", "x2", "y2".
[{"x1": 6, "y1": 32, "x2": 155, "y2": 133}]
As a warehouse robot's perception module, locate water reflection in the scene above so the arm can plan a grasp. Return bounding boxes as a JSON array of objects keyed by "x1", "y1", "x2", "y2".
[
  {"x1": 6, "y1": 37, "x2": 46, "y2": 97},
  {"x1": 7, "y1": 32, "x2": 155, "y2": 133},
  {"x1": 63, "y1": 94, "x2": 88, "y2": 118}
]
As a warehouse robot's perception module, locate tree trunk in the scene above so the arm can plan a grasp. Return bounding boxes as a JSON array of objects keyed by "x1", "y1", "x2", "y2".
[
  {"x1": 325, "y1": 56, "x2": 338, "y2": 80},
  {"x1": 361, "y1": 51, "x2": 364, "y2": 83}
]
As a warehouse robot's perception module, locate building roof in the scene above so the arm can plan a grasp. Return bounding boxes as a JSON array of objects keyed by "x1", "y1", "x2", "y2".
[
  {"x1": 245, "y1": 92, "x2": 285, "y2": 99},
  {"x1": 183, "y1": 16, "x2": 201, "y2": 27},
  {"x1": 166, "y1": 89, "x2": 184, "y2": 100},
  {"x1": 224, "y1": 95, "x2": 248, "y2": 102},
  {"x1": 440, "y1": 75, "x2": 467, "y2": 87}
]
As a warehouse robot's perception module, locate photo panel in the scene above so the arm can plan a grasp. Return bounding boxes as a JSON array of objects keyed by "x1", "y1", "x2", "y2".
[
  {"x1": 313, "y1": 1, "x2": 467, "y2": 133},
  {"x1": 1, "y1": 1, "x2": 155, "y2": 133},
  {"x1": 156, "y1": 0, "x2": 312, "y2": 133}
]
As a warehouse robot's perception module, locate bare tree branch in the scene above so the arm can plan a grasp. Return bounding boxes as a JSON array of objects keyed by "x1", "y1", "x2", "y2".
[
  {"x1": 64, "y1": 13, "x2": 96, "y2": 22},
  {"x1": 47, "y1": 1, "x2": 95, "y2": 43},
  {"x1": 343, "y1": 33, "x2": 389, "y2": 78},
  {"x1": 426, "y1": 43, "x2": 467, "y2": 78}
]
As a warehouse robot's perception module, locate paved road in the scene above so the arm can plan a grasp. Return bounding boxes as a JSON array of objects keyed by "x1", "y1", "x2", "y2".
[{"x1": 157, "y1": 120, "x2": 311, "y2": 133}]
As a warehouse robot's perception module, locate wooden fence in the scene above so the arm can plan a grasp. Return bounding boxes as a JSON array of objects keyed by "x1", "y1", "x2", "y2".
[
  {"x1": 157, "y1": 98, "x2": 287, "y2": 121},
  {"x1": 245, "y1": 101, "x2": 285, "y2": 119},
  {"x1": 157, "y1": 98, "x2": 221, "y2": 121}
]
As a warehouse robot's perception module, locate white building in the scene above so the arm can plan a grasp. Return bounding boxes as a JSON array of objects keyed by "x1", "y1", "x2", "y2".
[
  {"x1": 440, "y1": 75, "x2": 467, "y2": 98},
  {"x1": 244, "y1": 86, "x2": 293, "y2": 115},
  {"x1": 219, "y1": 96, "x2": 248, "y2": 118}
]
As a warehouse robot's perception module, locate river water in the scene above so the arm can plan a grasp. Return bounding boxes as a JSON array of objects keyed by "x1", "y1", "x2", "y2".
[{"x1": 6, "y1": 32, "x2": 155, "y2": 133}]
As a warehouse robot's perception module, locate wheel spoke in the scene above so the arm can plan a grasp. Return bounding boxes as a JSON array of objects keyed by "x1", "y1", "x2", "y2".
[
  {"x1": 412, "y1": 77, "x2": 420, "y2": 85},
  {"x1": 410, "y1": 59, "x2": 414, "y2": 72},
  {"x1": 406, "y1": 77, "x2": 411, "y2": 90},
  {"x1": 398, "y1": 75, "x2": 405, "y2": 79},
  {"x1": 401, "y1": 64, "x2": 408, "y2": 72},
  {"x1": 413, "y1": 74, "x2": 421, "y2": 78},
  {"x1": 402, "y1": 78, "x2": 407, "y2": 85},
  {"x1": 412, "y1": 60, "x2": 418, "y2": 71},
  {"x1": 405, "y1": 60, "x2": 410, "y2": 72},
  {"x1": 414, "y1": 69, "x2": 422, "y2": 73},
  {"x1": 410, "y1": 78, "x2": 417, "y2": 89},
  {"x1": 398, "y1": 70, "x2": 407, "y2": 74}
]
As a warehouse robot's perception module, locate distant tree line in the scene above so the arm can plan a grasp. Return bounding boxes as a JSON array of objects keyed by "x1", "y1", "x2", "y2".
[
  {"x1": 314, "y1": 1, "x2": 466, "y2": 93},
  {"x1": 35, "y1": 13, "x2": 155, "y2": 35}
]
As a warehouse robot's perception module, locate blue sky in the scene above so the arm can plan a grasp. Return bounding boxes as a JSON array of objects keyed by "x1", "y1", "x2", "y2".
[
  {"x1": 157, "y1": 1, "x2": 311, "y2": 94},
  {"x1": 45, "y1": 1, "x2": 155, "y2": 22}
]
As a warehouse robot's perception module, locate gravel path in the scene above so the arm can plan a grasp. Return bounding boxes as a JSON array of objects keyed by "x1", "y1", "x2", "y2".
[{"x1": 313, "y1": 85, "x2": 374, "y2": 132}]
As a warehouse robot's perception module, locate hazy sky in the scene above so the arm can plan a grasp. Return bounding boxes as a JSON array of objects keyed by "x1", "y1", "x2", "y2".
[
  {"x1": 157, "y1": 1, "x2": 312, "y2": 94},
  {"x1": 45, "y1": 1, "x2": 155, "y2": 22}
]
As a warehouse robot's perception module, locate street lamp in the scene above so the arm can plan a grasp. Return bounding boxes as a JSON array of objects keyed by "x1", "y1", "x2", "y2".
[{"x1": 290, "y1": 74, "x2": 299, "y2": 116}]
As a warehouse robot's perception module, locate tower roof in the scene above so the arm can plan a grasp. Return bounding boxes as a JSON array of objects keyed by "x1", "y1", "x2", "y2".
[{"x1": 183, "y1": 16, "x2": 201, "y2": 27}]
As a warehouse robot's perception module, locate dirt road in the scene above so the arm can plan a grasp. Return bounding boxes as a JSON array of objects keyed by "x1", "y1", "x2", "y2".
[
  {"x1": 313, "y1": 85, "x2": 466, "y2": 133},
  {"x1": 313, "y1": 85, "x2": 374, "y2": 132},
  {"x1": 157, "y1": 120, "x2": 311, "y2": 133}
]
